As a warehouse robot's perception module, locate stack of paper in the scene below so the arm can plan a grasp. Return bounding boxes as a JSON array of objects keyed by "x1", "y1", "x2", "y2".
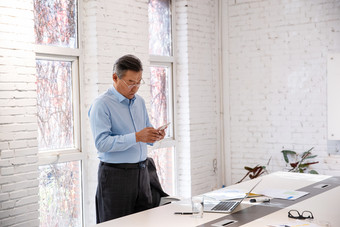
[
  {"x1": 203, "y1": 188, "x2": 262, "y2": 201},
  {"x1": 259, "y1": 189, "x2": 309, "y2": 200}
]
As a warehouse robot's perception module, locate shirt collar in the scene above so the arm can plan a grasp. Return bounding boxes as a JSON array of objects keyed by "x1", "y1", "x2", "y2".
[{"x1": 109, "y1": 86, "x2": 136, "y2": 104}]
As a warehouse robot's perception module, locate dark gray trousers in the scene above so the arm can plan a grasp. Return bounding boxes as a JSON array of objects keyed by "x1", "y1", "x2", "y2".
[{"x1": 95, "y1": 160, "x2": 153, "y2": 223}]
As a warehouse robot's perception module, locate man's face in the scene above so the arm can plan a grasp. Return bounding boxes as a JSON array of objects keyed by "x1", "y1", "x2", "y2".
[{"x1": 113, "y1": 70, "x2": 143, "y2": 99}]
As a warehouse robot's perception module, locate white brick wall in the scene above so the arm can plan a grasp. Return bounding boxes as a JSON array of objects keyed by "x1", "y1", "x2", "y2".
[
  {"x1": 0, "y1": 0, "x2": 221, "y2": 225},
  {"x1": 223, "y1": 0, "x2": 340, "y2": 183},
  {"x1": 0, "y1": 0, "x2": 39, "y2": 226},
  {"x1": 0, "y1": 0, "x2": 220, "y2": 225},
  {"x1": 175, "y1": 0, "x2": 221, "y2": 197},
  {"x1": 8, "y1": 0, "x2": 340, "y2": 226}
]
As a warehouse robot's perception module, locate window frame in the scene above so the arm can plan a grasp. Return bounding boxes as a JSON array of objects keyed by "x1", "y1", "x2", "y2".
[
  {"x1": 149, "y1": 61, "x2": 174, "y2": 139},
  {"x1": 148, "y1": 0, "x2": 176, "y2": 142},
  {"x1": 148, "y1": 0, "x2": 177, "y2": 195},
  {"x1": 35, "y1": 54, "x2": 83, "y2": 165},
  {"x1": 34, "y1": 0, "x2": 84, "y2": 225}
]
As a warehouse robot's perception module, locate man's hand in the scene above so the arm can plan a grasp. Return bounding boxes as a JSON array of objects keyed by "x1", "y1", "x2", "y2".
[
  {"x1": 157, "y1": 127, "x2": 166, "y2": 140},
  {"x1": 136, "y1": 127, "x2": 164, "y2": 143}
]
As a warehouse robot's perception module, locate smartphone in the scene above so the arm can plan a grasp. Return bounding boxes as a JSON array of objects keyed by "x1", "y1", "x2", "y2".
[{"x1": 158, "y1": 122, "x2": 171, "y2": 130}]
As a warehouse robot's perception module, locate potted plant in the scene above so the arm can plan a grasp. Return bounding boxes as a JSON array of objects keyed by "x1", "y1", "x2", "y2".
[
  {"x1": 281, "y1": 147, "x2": 318, "y2": 174},
  {"x1": 237, "y1": 147, "x2": 319, "y2": 183}
]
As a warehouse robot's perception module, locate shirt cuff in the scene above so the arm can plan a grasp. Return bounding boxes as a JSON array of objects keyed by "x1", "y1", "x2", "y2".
[{"x1": 126, "y1": 132, "x2": 137, "y2": 144}]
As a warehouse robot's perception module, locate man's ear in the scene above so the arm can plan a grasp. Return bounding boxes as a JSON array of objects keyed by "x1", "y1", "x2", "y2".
[{"x1": 113, "y1": 73, "x2": 118, "y2": 83}]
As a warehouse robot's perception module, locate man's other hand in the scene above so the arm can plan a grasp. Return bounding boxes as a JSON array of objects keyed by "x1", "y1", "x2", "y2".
[{"x1": 136, "y1": 127, "x2": 163, "y2": 143}]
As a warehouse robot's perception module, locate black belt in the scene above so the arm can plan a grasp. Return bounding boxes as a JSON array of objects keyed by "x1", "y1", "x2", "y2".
[{"x1": 100, "y1": 159, "x2": 147, "y2": 169}]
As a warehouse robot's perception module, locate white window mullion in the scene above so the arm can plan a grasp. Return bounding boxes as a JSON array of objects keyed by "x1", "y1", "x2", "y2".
[
  {"x1": 72, "y1": 58, "x2": 81, "y2": 150},
  {"x1": 36, "y1": 45, "x2": 81, "y2": 57},
  {"x1": 38, "y1": 149, "x2": 85, "y2": 166},
  {"x1": 150, "y1": 55, "x2": 174, "y2": 63}
]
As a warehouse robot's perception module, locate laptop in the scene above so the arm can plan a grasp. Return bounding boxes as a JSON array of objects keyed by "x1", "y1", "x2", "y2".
[{"x1": 204, "y1": 179, "x2": 262, "y2": 213}]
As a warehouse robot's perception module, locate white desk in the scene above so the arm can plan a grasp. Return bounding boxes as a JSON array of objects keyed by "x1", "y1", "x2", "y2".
[{"x1": 91, "y1": 172, "x2": 340, "y2": 227}]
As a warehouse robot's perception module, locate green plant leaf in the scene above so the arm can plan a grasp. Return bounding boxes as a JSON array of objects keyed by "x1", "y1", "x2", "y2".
[
  {"x1": 306, "y1": 147, "x2": 314, "y2": 153},
  {"x1": 301, "y1": 151, "x2": 311, "y2": 159},
  {"x1": 301, "y1": 151, "x2": 310, "y2": 156},
  {"x1": 309, "y1": 170, "x2": 318, "y2": 174},
  {"x1": 299, "y1": 163, "x2": 309, "y2": 168},
  {"x1": 304, "y1": 155, "x2": 317, "y2": 160},
  {"x1": 282, "y1": 150, "x2": 296, "y2": 163},
  {"x1": 282, "y1": 150, "x2": 296, "y2": 154}
]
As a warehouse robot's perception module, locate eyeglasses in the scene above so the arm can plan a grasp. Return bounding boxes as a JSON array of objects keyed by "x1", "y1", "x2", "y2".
[
  {"x1": 120, "y1": 78, "x2": 145, "y2": 90},
  {"x1": 288, "y1": 210, "x2": 314, "y2": 220}
]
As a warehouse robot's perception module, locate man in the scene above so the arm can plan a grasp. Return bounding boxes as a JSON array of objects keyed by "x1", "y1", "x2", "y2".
[{"x1": 88, "y1": 54, "x2": 167, "y2": 223}]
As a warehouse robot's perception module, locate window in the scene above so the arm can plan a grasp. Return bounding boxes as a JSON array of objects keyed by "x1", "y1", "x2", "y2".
[
  {"x1": 34, "y1": 0, "x2": 82, "y2": 226},
  {"x1": 36, "y1": 59, "x2": 74, "y2": 151},
  {"x1": 39, "y1": 161, "x2": 82, "y2": 227},
  {"x1": 148, "y1": 0, "x2": 176, "y2": 195},
  {"x1": 34, "y1": 0, "x2": 78, "y2": 48},
  {"x1": 150, "y1": 64, "x2": 173, "y2": 137},
  {"x1": 148, "y1": 0, "x2": 172, "y2": 56}
]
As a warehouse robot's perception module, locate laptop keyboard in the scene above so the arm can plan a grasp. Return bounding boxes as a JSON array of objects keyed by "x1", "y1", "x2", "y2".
[{"x1": 212, "y1": 201, "x2": 238, "y2": 211}]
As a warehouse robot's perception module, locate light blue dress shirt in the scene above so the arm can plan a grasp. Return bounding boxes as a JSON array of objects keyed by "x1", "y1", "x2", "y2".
[{"x1": 88, "y1": 86, "x2": 153, "y2": 163}]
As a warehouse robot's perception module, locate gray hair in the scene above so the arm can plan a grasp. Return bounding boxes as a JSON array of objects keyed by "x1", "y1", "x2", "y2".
[{"x1": 112, "y1": 54, "x2": 143, "y2": 79}]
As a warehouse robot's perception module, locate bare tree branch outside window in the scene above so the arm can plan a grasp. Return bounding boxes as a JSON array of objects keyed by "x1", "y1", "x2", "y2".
[
  {"x1": 34, "y1": 0, "x2": 77, "y2": 48},
  {"x1": 36, "y1": 60, "x2": 74, "y2": 151}
]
